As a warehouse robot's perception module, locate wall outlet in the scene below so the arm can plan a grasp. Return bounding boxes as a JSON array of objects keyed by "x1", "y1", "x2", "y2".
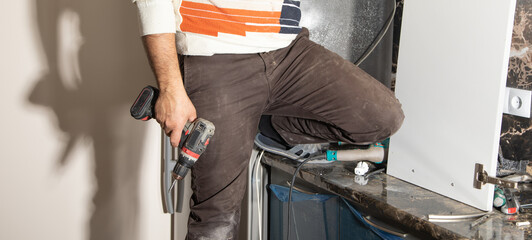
[{"x1": 503, "y1": 87, "x2": 531, "y2": 118}]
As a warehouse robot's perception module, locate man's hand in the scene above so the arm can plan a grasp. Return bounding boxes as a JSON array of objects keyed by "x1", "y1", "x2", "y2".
[
  {"x1": 142, "y1": 33, "x2": 197, "y2": 147},
  {"x1": 155, "y1": 87, "x2": 196, "y2": 147}
]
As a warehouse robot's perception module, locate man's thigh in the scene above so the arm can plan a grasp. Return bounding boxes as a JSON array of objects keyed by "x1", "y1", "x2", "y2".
[{"x1": 264, "y1": 29, "x2": 404, "y2": 144}]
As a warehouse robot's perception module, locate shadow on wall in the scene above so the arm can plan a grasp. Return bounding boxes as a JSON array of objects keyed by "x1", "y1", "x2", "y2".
[{"x1": 28, "y1": 0, "x2": 153, "y2": 239}]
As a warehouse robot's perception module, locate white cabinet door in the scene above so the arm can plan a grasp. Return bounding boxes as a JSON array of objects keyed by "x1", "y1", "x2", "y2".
[{"x1": 387, "y1": 0, "x2": 516, "y2": 211}]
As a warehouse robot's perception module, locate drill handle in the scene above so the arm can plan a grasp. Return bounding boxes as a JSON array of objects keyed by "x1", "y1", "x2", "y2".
[{"x1": 130, "y1": 85, "x2": 159, "y2": 120}]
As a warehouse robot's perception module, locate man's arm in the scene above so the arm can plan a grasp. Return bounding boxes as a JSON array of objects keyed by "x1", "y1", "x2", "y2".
[{"x1": 142, "y1": 33, "x2": 197, "y2": 147}]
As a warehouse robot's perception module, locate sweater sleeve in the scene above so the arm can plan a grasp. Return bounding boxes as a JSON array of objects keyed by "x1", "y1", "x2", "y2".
[{"x1": 132, "y1": 0, "x2": 176, "y2": 36}]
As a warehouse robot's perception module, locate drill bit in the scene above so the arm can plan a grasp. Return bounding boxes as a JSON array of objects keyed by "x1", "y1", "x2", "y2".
[{"x1": 168, "y1": 179, "x2": 177, "y2": 194}]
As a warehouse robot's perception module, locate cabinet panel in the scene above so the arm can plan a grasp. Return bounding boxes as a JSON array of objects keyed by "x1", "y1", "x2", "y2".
[{"x1": 388, "y1": 0, "x2": 516, "y2": 211}]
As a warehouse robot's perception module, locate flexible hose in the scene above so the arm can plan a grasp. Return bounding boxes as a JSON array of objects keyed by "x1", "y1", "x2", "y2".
[{"x1": 354, "y1": 0, "x2": 398, "y2": 66}]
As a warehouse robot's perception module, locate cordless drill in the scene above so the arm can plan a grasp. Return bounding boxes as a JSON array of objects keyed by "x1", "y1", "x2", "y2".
[{"x1": 130, "y1": 85, "x2": 215, "y2": 180}]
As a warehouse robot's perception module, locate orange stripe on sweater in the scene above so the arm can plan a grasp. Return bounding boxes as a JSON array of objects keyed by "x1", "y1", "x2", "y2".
[
  {"x1": 181, "y1": 8, "x2": 280, "y2": 25},
  {"x1": 179, "y1": 1, "x2": 282, "y2": 36},
  {"x1": 182, "y1": 1, "x2": 282, "y2": 18},
  {"x1": 180, "y1": 15, "x2": 281, "y2": 36}
]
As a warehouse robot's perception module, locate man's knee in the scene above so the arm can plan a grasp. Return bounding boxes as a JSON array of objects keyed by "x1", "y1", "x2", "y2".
[
  {"x1": 342, "y1": 100, "x2": 404, "y2": 144},
  {"x1": 187, "y1": 210, "x2": 240, "y2": 240},
  {"x1": 378, "y1": 105, "x2": 405, "y2": 140},
  {"x1": 367, "y1": 103, "x2": 404, "y2": 143}
]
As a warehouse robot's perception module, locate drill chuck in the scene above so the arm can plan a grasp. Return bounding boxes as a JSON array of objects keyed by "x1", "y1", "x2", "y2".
[
  {"x1": 172, "y1": 164, "x2": 188, "y2": 180},
  {"x1": 172, "y1": 154, "x2": 197, "y2": 180}
]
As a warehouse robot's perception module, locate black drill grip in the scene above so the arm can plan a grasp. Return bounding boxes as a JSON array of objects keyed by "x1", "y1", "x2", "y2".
[
  {"x1": 130, "y1": 85, "x2": 194, "y2": 143},
  {"x1": 130, "y1": 85, "x2": 159, "y2": 121}
]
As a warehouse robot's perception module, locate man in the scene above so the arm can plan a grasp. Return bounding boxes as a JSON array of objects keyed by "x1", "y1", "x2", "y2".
[{"x1": 132, "y1": 0, "x2": 404, "y2": 239}]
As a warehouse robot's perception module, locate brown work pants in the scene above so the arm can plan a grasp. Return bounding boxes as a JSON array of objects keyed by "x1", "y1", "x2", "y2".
[{"x1": 182, "y1": 29, "x2": 404, "y2": 239}]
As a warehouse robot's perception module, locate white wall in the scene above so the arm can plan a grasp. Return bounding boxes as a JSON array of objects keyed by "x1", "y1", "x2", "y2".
[{"x1": 0, "y1": 1, "x2": 177, "y2": 239}]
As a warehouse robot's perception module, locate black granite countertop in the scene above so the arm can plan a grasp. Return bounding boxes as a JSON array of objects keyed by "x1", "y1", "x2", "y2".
[{"x1": 261, "y1": 153, "x2": 532, "y2": 240}]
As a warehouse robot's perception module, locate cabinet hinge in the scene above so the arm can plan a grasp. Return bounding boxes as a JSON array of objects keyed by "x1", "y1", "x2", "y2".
[{"x1": 473, "y1": 163, "x2": 517, "y2": 189}]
